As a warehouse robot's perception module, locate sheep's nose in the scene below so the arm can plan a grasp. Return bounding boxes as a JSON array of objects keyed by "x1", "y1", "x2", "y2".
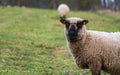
[{"x1": 68, "y1": 30, "x2": 78, "y2": 40}]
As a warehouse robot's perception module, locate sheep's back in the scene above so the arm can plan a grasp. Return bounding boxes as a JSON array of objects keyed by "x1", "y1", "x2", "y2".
[{"x1": 87, "y1": 30, "x2": 120, "y2": 54}]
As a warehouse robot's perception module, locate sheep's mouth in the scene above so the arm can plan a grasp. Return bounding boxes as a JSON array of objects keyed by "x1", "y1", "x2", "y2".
[
  {"x1": 69, "y1": 38, "x2": 77, "y2": 42},
  {"x1": 67, "y1": 35, "x2": 78, "y2": 42},
  {"x1": 67, "y1": 30, "x2": 78, "y2": 42},
  {"x1": 67, "y1": 34, "x2": 84, "y2": 42}
]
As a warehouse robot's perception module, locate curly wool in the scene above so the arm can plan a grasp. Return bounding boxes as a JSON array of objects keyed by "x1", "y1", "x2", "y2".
[{"x1": 67, "y1": 28, "x2": 120, "y2": 75}]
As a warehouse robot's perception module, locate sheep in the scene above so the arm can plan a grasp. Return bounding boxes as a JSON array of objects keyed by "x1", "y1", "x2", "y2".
[
  {"x1": 57, "y1": 4, "x2": 69, "y2": 17},
  {"x1": 57, "y1": 4, "x2": 120, "y2": 75},
  {"x1": 57, "y1": 4, "x2": 70, "y2": 20}
]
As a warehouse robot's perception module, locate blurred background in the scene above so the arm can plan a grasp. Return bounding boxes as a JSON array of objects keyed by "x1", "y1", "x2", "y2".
[{"x1": 0, "y1": 0, "x2": 120, "y2": 11}]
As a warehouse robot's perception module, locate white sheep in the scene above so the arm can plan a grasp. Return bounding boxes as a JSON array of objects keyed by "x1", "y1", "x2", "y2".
[
  {"x1": 57, "y1": 4, "x2": 70, "y2": 18},
  {"x1": 58, "y1": 4, "x2": 120, "y2": 75}
]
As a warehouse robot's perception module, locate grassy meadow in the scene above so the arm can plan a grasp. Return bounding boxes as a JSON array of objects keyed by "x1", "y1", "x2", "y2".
[{"x1": 0, "y1": 7, "x2": 120, "y2": 75}]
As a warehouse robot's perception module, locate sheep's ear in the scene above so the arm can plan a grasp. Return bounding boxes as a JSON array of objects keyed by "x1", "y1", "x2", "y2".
[
  {"x1": 60, "y1": 17, "x2": 66, "y2": 24},
  {"x1": 82, "y1": 20, "x2": 88, "y2": 25}
]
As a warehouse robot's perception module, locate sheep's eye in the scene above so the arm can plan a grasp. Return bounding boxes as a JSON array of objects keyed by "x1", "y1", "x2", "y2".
[
  {"x1": 65, "y1": 22, "x2": 70, "y2": 28},
  {"x1": 77, "y1": 22, "x2": 83, "y2": 29}
]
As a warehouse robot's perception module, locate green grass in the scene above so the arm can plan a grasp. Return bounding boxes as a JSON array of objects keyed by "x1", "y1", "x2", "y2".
[{"x1": 0, "y1": 7, "x2": 120, "y2": 75}]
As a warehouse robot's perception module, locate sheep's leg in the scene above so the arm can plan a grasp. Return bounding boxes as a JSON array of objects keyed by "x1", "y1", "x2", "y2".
[
  {"x1": 89, "y1": 63, "x2": 101, "y2": 75},
  {"x1": 88, "y1": 59, "x2": 102, "y2": 75},
  {"x1": 91, "y1": 70, "x2": 100, "y2": 75}
]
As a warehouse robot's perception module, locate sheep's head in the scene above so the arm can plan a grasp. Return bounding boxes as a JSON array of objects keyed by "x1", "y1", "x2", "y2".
[{"x1": 60, "y1": 17, "x2": 88, "y2": 42}]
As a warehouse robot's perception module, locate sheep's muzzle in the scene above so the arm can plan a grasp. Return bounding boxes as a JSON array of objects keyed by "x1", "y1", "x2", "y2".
[{"x1": 68, "y1": 25, "x2": 78, "y2": 42}]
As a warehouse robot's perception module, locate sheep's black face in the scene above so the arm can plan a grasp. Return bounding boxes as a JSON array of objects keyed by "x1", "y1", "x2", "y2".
[
  {"x1": 65, "y1": 21, "x2": 84, "y2": 42},
  {"x1": 60, "y1": 17, "x2": 88, "y2": 42},
  {"x1": 68, "y1": 25, "x2": 78, "y2": 41}
]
